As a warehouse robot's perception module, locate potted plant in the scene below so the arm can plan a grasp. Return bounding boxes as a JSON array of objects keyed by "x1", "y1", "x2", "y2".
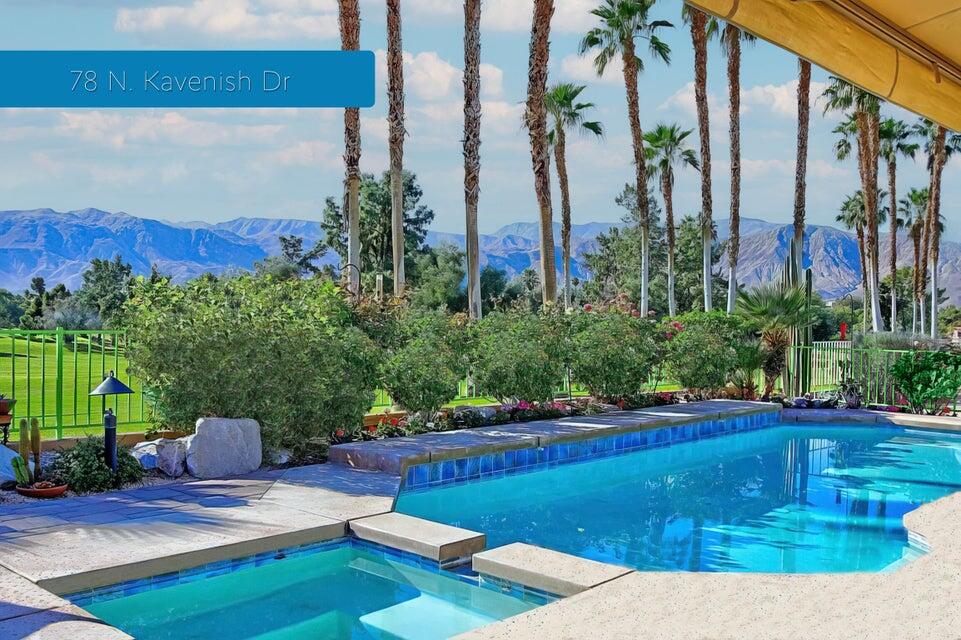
[{"x1": 12, "y1": 419, "x2": 67, "y2": 498}]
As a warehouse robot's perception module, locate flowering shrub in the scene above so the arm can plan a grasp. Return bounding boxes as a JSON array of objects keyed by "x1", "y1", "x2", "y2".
[
  {"x1": 664, "y1": 311, "x2": 748, "y2": 394},
  {"x1": 890, "y1": 350, "x2": 961, "y2": 415},
  {"x1": 569, "y1": 309, "x2": 662, "y2": 402}
]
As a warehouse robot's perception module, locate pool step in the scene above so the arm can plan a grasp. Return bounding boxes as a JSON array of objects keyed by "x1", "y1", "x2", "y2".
[
  {"x1": 349, "y1": 513, "x2": 485, "y2": 567},
  {"x1": 473, "y1": 543, "x2": 633, "y2": 597}
]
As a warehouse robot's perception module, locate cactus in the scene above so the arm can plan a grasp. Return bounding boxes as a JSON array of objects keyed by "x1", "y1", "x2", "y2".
[
  {"x1": 18, "y1": 419, "x2": 31, "y2": 483},
  {"x1": 30, "y1": 418, "x2": 41, "y2": 481},
  {"x1": 11, "y1": 457, "x2": 30, "y2": 487}
]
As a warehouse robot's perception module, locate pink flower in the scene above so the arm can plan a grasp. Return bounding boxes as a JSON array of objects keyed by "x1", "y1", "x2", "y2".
[
  {"x1": 583, "y1": 304, "x2": 593, "y2": 313},
  {"x1": 631, "y1": 310, "x2": 641, "y2": 318},
  {"x1": 517, "y1": 400, "x2": 532, "y2": 410}
]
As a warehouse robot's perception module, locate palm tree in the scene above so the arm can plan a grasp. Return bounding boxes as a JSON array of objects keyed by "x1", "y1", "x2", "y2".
[
  {"x1": 823, "y1": 78, "x2": 883, "y2": 330},
  {"x1": 836, "y1": 190, "x2": 889, "y2": 334},
  {"x1": 581, "y1": 0, "x2": 671, "y2": 315},
  {"x1": 737, "y1": 284, "x2": 813, "y2": 399},
  {"x1": 912, "y1": 119, "x2": 961, "y2": 337},
  {"x1": 900, "y1": 188, "x2": 929, "y2": 333},
  {"x1": 704, "y1": 19, "x2": 755, "y2": 313},
  {"x1": 527, "y1": 0, "x2": 557, "y2": 306},
  {"x1": 340, "y1": 0, "x2": 362, "y2": 299},
  {"x1": 644, "y1": 122, "x2": 698, "y2": 316},
  {"x1": 793, "y1": 59, "x2": 812, "y2": 284},
  {"x1": 545, "y1": 83, "x2": 604, "y2": 309},
  {"x1": 877, "y1": 118, "x2": 918, "y2": 331},
  {"x1": 463, "y1": 0, "x2": 482, "y2": 319},
  {"x1": 387, "y1": 0, "x2": 406, "y2": 297}
]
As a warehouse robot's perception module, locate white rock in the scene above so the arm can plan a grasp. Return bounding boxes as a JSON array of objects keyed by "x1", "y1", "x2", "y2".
[
  {"x1": 269, "y1": 448, "x2": 292, "y2": 466},
  {"x1": 130, "y1": 440, "x2": 160, "y2": 471},
  {"x1": 156, "y1": 438, "x2": 187, "y2": 477},
  {"x1": 186, "y1": 418, "x2": 262, "y2": 479}
]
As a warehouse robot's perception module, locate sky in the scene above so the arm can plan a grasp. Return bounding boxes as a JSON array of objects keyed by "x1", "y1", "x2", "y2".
[{"x1": 0, "y1": 0, "x2": 957, "y2": 241}]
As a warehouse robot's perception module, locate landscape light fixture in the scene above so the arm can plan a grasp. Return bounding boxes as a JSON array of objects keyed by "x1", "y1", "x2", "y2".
[{"x1": 89, "y1": 371, "x2": 134, "y2": 472}]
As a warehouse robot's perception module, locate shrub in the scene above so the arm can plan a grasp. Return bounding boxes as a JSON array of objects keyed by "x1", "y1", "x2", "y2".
[
  {"x1": 890, "y1": 350, "x2": 961, "y2": 415},
  {"x1": 47, "y1": 437, "x2": 142, "y2": 493},
  {"x1": 125, "y1": 276, "x2": 380, "y2": 454},
  {"x1": 569, "y1": 309, "x2": 661, "y2": 401},
  {"x1": 469, "y1": 311, "x2": 568, "y2": 403},
  {"x1": 665, "y1": 312, "x2": 747, "y2": 393},
  {"x1": 382, "y1": 312, "x2": 464, "y2": 417}
]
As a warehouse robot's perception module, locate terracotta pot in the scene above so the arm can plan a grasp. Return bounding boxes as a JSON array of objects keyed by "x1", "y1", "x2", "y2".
[{"x1": 15, "y1": 484, "x2": 68, "y2": 499}]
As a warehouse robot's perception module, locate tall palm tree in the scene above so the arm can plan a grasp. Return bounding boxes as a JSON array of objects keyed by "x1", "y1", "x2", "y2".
[
  {"x1": 704, "y1": 19, "x2": 755, "y2": 313},
  {"x1": 545, "y1": 83, "x2": 604, "y2": 309},
  {"x1": 527, "y1": 0, "x2": 557, "y2": 306},
  {"x1": 913, "y1": 119, "x2": 961, "y2": 337},
  {"x1": 581, "y1": 0, "x2": 671, "y2": 315},
  {"x1": 463, "y1": 0, "x2": 482, "y2": 319},
  {"x1": 686, "y1": 6, "x2": 713, "y2": 311},
  {"x1": 644, "y1": 122, "x2": 698, "y2": 316},
  {"x1": 836, "y1": 189, "x2": 888, "y2": 334},
  {"x1": 877, "y1": 118, "x2": 918, "y2": 331},
  {"x1": 899, "y1": 188, "x2": 929, "y2": 333},
  {"x1": 340, "y1": 0, "x2": 362, "y2": 299},
  {"x1": 823, "y1": 78, "x2": 883, "y2": 330},
  {"x1": 387, "y1": 0, "x2": 406, "y2": 297},
  {"x1": 793, "y1": 59, "x2": 812, "y2": 283}
]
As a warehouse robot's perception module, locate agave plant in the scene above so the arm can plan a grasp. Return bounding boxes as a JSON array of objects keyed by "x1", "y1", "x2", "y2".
[{"x1": 737, "y1": 284, "x2": 813, "y2": 399}]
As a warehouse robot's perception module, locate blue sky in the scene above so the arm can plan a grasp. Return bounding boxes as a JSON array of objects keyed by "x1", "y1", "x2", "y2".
[{"x1": 1, "y1": 0, "x2": 957, "y2": 241}]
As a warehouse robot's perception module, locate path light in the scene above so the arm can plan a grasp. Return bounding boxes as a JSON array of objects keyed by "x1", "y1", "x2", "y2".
[{"x1": 89, "y1": 371, "x2": 134, "y2": 473}]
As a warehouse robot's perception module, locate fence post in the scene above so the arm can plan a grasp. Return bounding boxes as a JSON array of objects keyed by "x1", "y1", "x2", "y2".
[{"x1": 55, "y1": 327, "x2": 64, "y2": 439}]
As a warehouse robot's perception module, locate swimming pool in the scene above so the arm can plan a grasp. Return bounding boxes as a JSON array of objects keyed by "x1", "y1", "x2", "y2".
[
  {"x1": 71, "y1": 539, "x2": 543, "y2": 640},
  {"x1": 396, "y1": 422, "x2": 961, "y2": 573}
]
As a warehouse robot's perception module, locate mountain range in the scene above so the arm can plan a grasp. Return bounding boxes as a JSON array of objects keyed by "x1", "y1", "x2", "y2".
[{"x1": 1, "y1": 208, "x2": 959, "y2": 306}]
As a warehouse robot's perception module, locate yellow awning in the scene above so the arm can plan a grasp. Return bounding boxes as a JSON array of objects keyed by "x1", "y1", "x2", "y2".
[{"x1": 686, "y1": 0, "x2": 961, "y2": 131}]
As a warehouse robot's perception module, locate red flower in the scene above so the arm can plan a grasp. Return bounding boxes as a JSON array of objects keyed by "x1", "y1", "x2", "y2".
[
  {"x1": 631, "y1": 310, "x2": 641, "y2": 318},
  {"x1": 389, "y1": 417, "x2": 399, "y2": 426},
  {"x1": 366, "y1": 424, "x2": 378, "y2": 433},
  {"x1": 335, "y1": 429, "x2": 345, "y2": 437},
  {"x1": 583, "y1": 303, "x2": 593, "y2": 312}
]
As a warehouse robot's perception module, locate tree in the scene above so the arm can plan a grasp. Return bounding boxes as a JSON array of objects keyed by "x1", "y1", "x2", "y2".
[
  {"x1": 321, "y1": 171, "x2": 434, "y2": 282},
  {"x1": 545, "y1": 82, "x2": 603, "y2": 309},
  {"x1": 900, "y1": 187, "x2": 928, "y2": 333},
  {"x1": 836, "y1": 189, "x2": 889, "y2": 334},
  {"x1": 339, "y1": 0, "x2": 362, "y2": 298},
  {"x1": 878, "y1": 118, "x2": 919, "y2": 331},
  {"x1": 0, "y1": 289, "x2": 24, "y2": 328},
  {"x1": 255, "y1": 235, "x2": 328, "y2": 280},
  {"x1": 792, "y1": 59, "x2": 811, "y2": 284},
  {"x1": 20, "y1": 278, "x2": 71, "y2": 329},
  {"x1": 526, "y1": 0, "x2": 557, "y2": 306},
  {"x1": 463, "y1": 0, "x2": 482, "y2": 319},
  {"x1": 75, "y1": 255, "x2": 133, "y2": 327},
  {"x1": 822, "y1": 77, "x2": 883, "y2": 331},
  {"x1": 643, "y1": 122, "x2": 697, "y2": 316},
  {"x1": 409, "y1": 245, "x2": 466, "y2": 313},
  {"x1": 387, "y1": 0, "x2": 407, "y2": 296},
  {"x1": 581, "y1": 0, "x2": 671, "y2": 316}
]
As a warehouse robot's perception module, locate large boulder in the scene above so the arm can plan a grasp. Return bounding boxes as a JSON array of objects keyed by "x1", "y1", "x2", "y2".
[
  {"x1": 157, "y1": 438, "x2": 187, "y2": 477},
  {"x1": 186, "y1": 418, "x2": 262, "y2": 479},
  {"x1": 130, "y1": 440, "x2": 159, "y2": 471},
  {"x1": 0, "y1": 445, "x2": 22, "y2": 483}
]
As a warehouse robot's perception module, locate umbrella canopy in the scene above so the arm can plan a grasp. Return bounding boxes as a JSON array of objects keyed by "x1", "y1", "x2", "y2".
[
  {"x1": 90, "y1": 371, "x2": 135, "y2": 396},
  {"x1": 686, "y1": 0, "x2": 961, "y2": 130}
]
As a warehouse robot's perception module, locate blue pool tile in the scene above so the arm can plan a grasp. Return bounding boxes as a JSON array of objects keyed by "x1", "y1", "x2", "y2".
[
  {"x1": 467, "y1": 456, "x2": 481, "y2": 479},
  {"x1": 492, "y1": 452, "x2": 505, "y2": 472},
  {"x1": 455, "y1": 458, "x2": 469, "y2": 480},
  {"x1": 413, "y1": 464, "x2": 429, "y2": 487},
  {"x1": 504, "y1": 450, "x2": 515, "y2": 469},
  {"x1": 441, "y1": 460, "x2": 455, "y2": 482},
  {"x1": 480, "y1": 454, "x2": 493, "y2": 475}
]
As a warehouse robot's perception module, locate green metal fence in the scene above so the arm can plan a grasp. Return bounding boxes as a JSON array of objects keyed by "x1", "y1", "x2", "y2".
[
  {"x1": 785, "y1": 341, "x2": 910, "y2": 405},
  {"x1": 0, "y1": 328, "x2": 149, "y2": 439}
]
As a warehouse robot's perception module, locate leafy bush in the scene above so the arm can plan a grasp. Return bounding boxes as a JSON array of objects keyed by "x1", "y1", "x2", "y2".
[
  {"x1": 381, "y1": 311, "x2": 465, "y2": 417},
  {"x1": 890, "y1": 350, "x2": 961, "y2": 415},
  {"x1": 569, "y1": 309, "x2": 661, "y2": 401},
  {"x1": 47, "y1": 437, "x2": 142, "y2": 493},
  {"x1": 469, "y1": 311, "x2": 568, "y2": 403},
  {"x1": 665, "y1": 312, "x2": 747, "y2": 393},
  {"x1": 125, "y1": 276, "x2": 380, "y2": 453}
]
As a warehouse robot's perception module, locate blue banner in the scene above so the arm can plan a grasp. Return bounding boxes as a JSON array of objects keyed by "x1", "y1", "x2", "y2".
[{"x1": 0, "y1": 51, "x2": 375, "y2": 108}]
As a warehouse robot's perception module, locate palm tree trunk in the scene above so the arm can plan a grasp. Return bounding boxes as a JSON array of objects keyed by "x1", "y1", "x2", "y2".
[
  {"x1": 463, "y1": 0, "x2": 482, "y2": 319},
  {"x1": 621, "y1": 39, "x2": 652, "y2": 315},
  {"x1": 340, "y1": 0, "x2": 361, "y2": 299},
  {"x1": 792, "y1": 59, "x2": 811, "y2": 281},
  {"x1": 912, "y1": 228, "x2": 921, "y2": 334},
  {"x1": 857, "y1": 226, "x2": 868, "y2": 334},
  {"x1": 887, "y1": 157, "x2": 897, "y2": 331},
  {"x1": 526, "y1": 0, "x2": 557, "y2": 306},
  {"x1": 387, "y1": 0, "x2": 406, "y2": 297},
  {"x1": 855, "y1": 109, "x2": 882, "y2": 331},
  {"x1": 662, "y1": 172, "x2": 676, "y2": 317},
  {"x1": 554, "y1": 127, "x2": 573, "y2": 309},
  {"x1": 726, "y1": 25, "x2": 742, "y2": 315},
  {"x1": 691, "y1": 9, "x2": 713, "y2": 312},
  {"x1": 929, "y1": 125, "x2": 947, "y2": 338}
]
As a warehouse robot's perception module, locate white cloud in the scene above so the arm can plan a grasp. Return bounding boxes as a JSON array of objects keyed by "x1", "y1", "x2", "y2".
[
  {"x1": 263, "y1": 139, "x2": 339, "y2": 168},
  {"x1": 116, "y1": 0, "x2": 339, "y2": 40},
  {"x1": 560, "y1": 53, "x2": 621, "y2": 85},
  {"x1": 160, "y1": 162, "x2": 189, "y2": 183},
  {"x1": 481, "y1": 0, "x2": 597, "y2": 33},
  {"x1": 741, "y1": 79, "x2": 830, "y2": 118},
  {"x1": 376, "y1": 50, "x2": 506, "y2": 102},
  {"x1": 740, "y1": 157, "x2": 847, "y2": 180},
  {"x1": 480, "y1": 63, "x2": 504, "y2": 99},
  {"x1": 659, "y1": 81, "x2": 729, "y2": 133}
]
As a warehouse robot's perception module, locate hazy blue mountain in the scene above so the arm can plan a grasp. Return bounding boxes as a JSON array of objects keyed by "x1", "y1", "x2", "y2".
[{"x1": 1, "y1": 209, "x2": 959, "y2": 306}]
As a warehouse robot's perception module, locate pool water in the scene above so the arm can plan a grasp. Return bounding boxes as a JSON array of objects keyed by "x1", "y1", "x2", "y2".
[
  {"x1": 396, "y1": 424, "x2": 961, "y2": 573},
  {"x1": 81, "y1": 543, "x2": 538, "y2": 640}
]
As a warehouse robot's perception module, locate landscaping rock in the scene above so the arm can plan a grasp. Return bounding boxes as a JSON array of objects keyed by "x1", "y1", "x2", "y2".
[
  {"x1": 130, "y1": 440, "x2": 159, "y2": 471},
  {"x1": 0, "y1": 445, "x2": 21, "y2": 483},
  {"x1": 157, "y1": 438, "x2": 187, "y2": 477},
  {"x1": 269, "y1": 448, "x2": 292, "y2": 466},
  {"x1": 186, "y1": 418, "x2": 263, "y2": 479}
]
